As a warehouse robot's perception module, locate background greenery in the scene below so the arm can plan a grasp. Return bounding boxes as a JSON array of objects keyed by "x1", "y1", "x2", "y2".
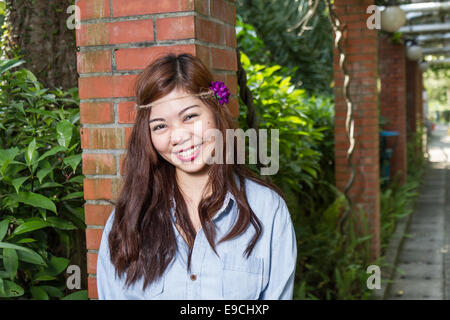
[{"x1": 0, "y1": 57, "x2": 87, "y2": 299}]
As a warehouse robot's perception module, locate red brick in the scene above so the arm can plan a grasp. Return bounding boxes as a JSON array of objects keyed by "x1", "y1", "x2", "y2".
[
  {"x1": 224, "y1": 24, "x2": 237, "y2": 48},
  {"x1": 78, "y1": 75, "x2": 137, "y2": 99},
  {"x1": 112, "y1": 0, "x2": 194, "y2": 17},
  {"x1": 86, "y1": 228, "x2": 103, "y2": 250},
  {"x1": 85, "y1": 204, "x2": 114, "y2": 226},
  {"x1": 120, "y1": 153, "x2": 127, "y2": 176},
  {"x1": 87, "y1": 252, "x2": 98, "y2": 274},
  {"x1": 118, "y1": 101, "x2": 138, "y2": 124},
  {"x1": 195, "y1": 45, "x2": 211, "y2": 68},
  {"x1": 156, "y1": 16, "x2": 195, "y2": 41},
  {"x1": 77, "y1": 50, "x2": 111, "y2": 74},
  {"x1": 77, "y1": 0, "x2": 110, "y2": 20},
  {"x1": 211, "y1": 0, "x2": 236, "y2": 25},
  {"x1": 88, "y1": 277, "x2": 98, "y2": 299},
  {"x1": 115, "y1": 45, "x2": 196, "y2": 71},
  {"x1": 80, "y1": 102, "x2": 114, "y2": 124},
  {"x1": 83, "y1": 178, "x2": 123, "y2": 200},
  {"x1": 76, "y1": 20, "x2": 154, "y2": 46},
  {"x1": 211, "y1": 47, "x2": 237, "y2": 71},
  {"x1": 227, "y1": 97, "x2": 239, "y2": 118},
  {"x1": 82, "y1": 153, "x2": 116, "y2": 175},
  {"x1": 195, "y1": 0, "x2": 209, "y2": 15},
  {"x1": 124, "y1": 127, "x2": 134, "y2": 149},
  {"x1": 80, "y1": 127, "x2": 125, "y2": 149},
  {"x1": 195, "y1": 17, "x2": 224, "y2": 45}
]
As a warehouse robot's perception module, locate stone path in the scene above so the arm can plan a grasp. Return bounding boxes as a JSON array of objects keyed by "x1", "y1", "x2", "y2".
[{"x1": 385, "y1": 123, "x2": 450, "y2": 300}]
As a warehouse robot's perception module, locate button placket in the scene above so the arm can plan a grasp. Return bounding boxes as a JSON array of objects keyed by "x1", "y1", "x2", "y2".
[{"x1": 186, "y1": 230, "x2": 206, "y2": 299}]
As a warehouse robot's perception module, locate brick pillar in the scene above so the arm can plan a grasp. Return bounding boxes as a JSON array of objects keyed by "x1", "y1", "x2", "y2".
[
  {"x1": 406, "y1": 59, "x2": 419, "y2": 135},
  {"x1": 333, "y1": 0, "x2": 380, "y2": 261},
  {"x1": 379, "y1": 34, "x2": 407, "y2": 185},
  {"x1": 75, "y1": 0, "x2": 238, "y2": 299}
]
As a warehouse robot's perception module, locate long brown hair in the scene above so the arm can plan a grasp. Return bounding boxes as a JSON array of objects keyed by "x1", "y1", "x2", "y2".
[{"x1": 108, "y1": 53, "x2": 285, "y2": 290}]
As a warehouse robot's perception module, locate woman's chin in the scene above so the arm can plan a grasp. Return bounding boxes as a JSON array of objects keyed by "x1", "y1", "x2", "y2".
[{"x1": 175, "y1": 162, "x2": 210, "y2": 175}]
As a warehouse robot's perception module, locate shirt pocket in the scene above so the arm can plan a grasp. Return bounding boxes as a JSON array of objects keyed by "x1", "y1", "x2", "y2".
[
  {"x1": 221, "y1": 252, "x2": 263, "y2": 300},
  {"x1": 143, "y1": 275, "x2": 165, "y2": 300}
]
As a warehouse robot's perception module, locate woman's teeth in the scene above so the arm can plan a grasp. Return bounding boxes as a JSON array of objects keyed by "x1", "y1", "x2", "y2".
[{"x1": 178, "y1": 144, "x2": 201, "y2": 157}]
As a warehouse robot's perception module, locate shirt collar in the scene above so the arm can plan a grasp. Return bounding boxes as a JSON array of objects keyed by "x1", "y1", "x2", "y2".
[{"x1": 170, "y1": 190, "x2": 235, "y2": 224}]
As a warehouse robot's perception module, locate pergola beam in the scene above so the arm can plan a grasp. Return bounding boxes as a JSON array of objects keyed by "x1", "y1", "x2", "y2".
[
  {"x1": 429, "y1": 58, "x2": 450, "y2": 64},
  {"x1": 422, "y1": 47, "x2": 450, "y2": 55},
  {"x1": 417, "y1": 33, "x2": 450, "y2": 43},
  {"x1": 398, "y1": 2, "x2": 450, "y2": 13},
  {"x1": 398, "y1": 23, "x2": 450, "y2": 34}
]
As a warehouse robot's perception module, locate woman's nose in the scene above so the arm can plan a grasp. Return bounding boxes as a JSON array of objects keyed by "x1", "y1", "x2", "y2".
[{"x1": 170, "y1": 127, "x2": 191, "y2": 146}]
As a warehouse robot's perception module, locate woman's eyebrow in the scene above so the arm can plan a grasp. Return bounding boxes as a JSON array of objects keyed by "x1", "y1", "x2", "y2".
[{"x1": 149, "y1": 105, "x2": 200, "y2": 123}]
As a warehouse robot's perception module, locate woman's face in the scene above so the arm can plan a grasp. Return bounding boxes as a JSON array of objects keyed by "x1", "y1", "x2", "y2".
[{"x1": 149, "y1": 87, "x2": 217, "y2": 175}]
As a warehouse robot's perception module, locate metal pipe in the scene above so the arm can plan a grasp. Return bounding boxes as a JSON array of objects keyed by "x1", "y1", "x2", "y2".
[
  {"x1": 417, "y1": 33, "x2": 450, "y2": 43},
  {"x1": 380, "y1": 2, "x2": 450, "y2": 13},
  {"x1": 398, "y1": 23, "x2": 450, "y2": 34},
  {"x1": 422, "y1": 46, "x2": 450, "y2": 55},
  {"x1": 429, "y1": 58, "x2": 450, "y2": 64},
  {"x1": 400, "y1": 2, "x2": 450, "y2": 13}
]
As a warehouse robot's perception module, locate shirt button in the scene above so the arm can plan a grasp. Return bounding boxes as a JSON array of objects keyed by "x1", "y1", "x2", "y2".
[{"x1": 190, "y1": 274, "x2": 197, "y2": 281}]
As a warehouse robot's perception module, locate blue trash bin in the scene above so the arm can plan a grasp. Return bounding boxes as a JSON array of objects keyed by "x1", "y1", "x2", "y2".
[{"x1": 379, "y1": 130, "x2": 399, "y2": 184}]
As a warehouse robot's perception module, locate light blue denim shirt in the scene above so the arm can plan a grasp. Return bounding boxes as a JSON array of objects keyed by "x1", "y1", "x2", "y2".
[{"x1": 97, "y1": 178, "x2": 297, "y2": 300}]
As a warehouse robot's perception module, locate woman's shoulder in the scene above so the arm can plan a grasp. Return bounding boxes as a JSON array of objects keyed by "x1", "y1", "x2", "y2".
[{"x1": 242, "y1": 177, "x2": 288, "y2": 219}]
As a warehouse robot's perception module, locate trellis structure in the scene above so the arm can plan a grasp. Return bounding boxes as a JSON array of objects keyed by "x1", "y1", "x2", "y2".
[{"x1": 77, "y1": 0, "x2": 442, "y2": 299}]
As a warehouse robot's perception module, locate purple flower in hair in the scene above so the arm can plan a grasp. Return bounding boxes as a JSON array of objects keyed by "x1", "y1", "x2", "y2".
[{"x1": 209, "y1": 81, "x2": 230, "y2": 105}]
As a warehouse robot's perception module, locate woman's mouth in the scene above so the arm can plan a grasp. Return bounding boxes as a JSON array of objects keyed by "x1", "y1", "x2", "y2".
[{"x1": 175, "y1": 143, "x2": 203, "y2": 162}]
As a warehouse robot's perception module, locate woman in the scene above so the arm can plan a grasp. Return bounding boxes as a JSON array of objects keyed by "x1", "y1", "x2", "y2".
[{"x1": 97, "y1": 53, "x2": 297, "y2": 300}]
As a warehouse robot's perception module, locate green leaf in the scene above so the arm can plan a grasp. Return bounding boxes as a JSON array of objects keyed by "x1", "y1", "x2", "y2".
[
  {"x1": 23, "y1": 68, "x2": 38, "y2": 83},
  {"x1": 37, "y1": 146, "x2": 67, "y2": 162},
  {"x1": 0, "y1": 278, "x2": 4, "y2": 296},
  {"x1": 11, "y1": 220, "x2": 51, "y2": 236},
  {"x1": 61, "y1": 290, "x2": 88, "y2": 300},
  {"x1": 16, "y1": 238, "x2": 36, "y2": 244},
  {"x1": 26, "y1": 138, "x2": 37, "y2": 166},
  {"x1": 46, "y1": 217, "x2": 76, "y2": 230},
  {"x1": 32, "y1": 274, "x2": 57, "y2": 281},
  {"x1": 3, "y1": 248, "x2": 18, "y2": 279},
  {"x1": 40, "y1": 285, "x2": 64, "y2": 298},
  {"x1": 56, "y1": 120, "x2": 73, "y2": 148},
  {"x1": 63, "y1": 154, "x2": 81, "y2": 173},
  {"x1": 0, "y1": 242, "x2": 46, "y2": 266},
  {"x1": 30, "y1": 286, "x2": 49, "y2": 300},
  {"x1": 0, "y1": 280, "x2": 24, "y2": 298},
  {"x1": 34, "y1": 182, "x2": 64, "y2": 191},
  {"x1": 17, "y1": 191, "x2": 57, "y2": 213},
  {"x1": 0, "y1": 219, "x2": 9, "y2": 241},
  {"x1": 0, "y1": 147, "x2": 20, "y2": 175},
  {"x1": 45, "y1": 255, "x2": 70, "y2": 276},
  {"x1": 36, "y1": 167, "x2": 54, "y2": 184},
  {"x1": 65, "y1": 175, "x2": 84, "y2": 184},
  {"x1": 60, "y1": 192, "x2": 83, "y2": 201},
  {"x1": 0, "y1": 58, "x2": 26, "y2": 76},
  {"x1": 11, "y1": 176, "x2": 30, "y2": 194}
]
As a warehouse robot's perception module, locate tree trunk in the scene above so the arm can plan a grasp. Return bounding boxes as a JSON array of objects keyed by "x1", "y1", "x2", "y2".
[{"x1": 3, "y1": 0, "x2": 77, "y2": 90}]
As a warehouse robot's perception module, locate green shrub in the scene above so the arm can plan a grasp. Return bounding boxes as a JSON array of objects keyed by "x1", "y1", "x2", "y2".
[
  {"x1": 237, "y1": 49, "x2": 374, "y2": 299},
  {"x1": 0, "y1": 58, "x2": 87, "y2": 299}
]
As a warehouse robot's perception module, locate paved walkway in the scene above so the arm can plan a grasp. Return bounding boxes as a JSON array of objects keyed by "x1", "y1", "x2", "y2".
[{"x1": 385, "y1": 123, "x2": 450, "y2": 300}]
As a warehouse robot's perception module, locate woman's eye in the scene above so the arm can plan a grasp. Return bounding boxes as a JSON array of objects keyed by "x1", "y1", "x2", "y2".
[
  {"x1": 184, "y1": 113, "x2": 198, "y2": 121},
  {"x1": 152, "y1": 124, "x2": 166, "y2": 131}
]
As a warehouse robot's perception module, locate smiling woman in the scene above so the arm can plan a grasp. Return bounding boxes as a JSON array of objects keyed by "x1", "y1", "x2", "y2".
[{"x1": 96, "y1": 53, "x2": 297, "y2": 300}]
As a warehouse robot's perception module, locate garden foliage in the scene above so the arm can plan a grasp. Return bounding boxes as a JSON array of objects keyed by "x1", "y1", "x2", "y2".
[
  {"x1": 237, "y1": 18, "x2": 374, "y2": 299},
  {"x1": 0, "y1": 58, "x2": 87, "y2": 299}
]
